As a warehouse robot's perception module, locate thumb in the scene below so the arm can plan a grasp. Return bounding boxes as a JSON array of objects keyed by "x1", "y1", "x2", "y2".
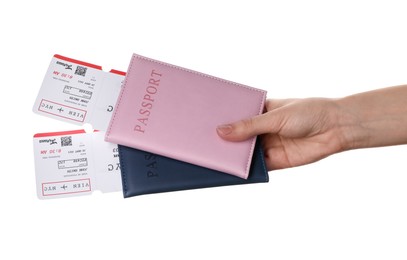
[{"x1": 216, "y1": 112, "x2": 278, "y2": 142}]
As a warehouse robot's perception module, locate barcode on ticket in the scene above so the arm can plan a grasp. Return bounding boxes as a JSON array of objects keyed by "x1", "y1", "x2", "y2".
[
  {"x1": 75, "y1": 65, "x2": 87, "y2": 76},
  {"x1": 61, "y1": 136, "x2": 72, "y2": 147}
]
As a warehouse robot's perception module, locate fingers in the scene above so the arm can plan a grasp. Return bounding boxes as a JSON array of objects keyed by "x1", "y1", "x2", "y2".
[
  {"x1": 216, "y1": 99, "x2": 294, "y2": 142},
  {"x1": 216, "y1": 112, "x2": 280, "y2": 141}
]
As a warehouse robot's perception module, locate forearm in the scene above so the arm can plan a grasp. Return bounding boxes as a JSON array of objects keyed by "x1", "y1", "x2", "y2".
[{"x1": 336, "y1": 85, "x2": 407, "y2": 150}]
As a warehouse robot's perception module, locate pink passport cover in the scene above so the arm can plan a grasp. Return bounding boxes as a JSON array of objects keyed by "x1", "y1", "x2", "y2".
[{"x1": 105, "y1": 54, "x2": 266, "y2": 179}]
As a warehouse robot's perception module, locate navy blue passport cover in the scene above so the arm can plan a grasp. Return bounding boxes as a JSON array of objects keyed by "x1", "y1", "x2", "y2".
[{"x1": 118, "y1": 140, "x2": 269, "y2": 197}]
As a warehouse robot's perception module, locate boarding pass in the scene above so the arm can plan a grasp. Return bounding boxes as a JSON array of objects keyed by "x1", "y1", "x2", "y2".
[
  {"x1": 33, "y1": 55, "x2": 125, "y2": 131},
  {"x1": 33, "y1": 130, "x2": 122, "y2": 199}
]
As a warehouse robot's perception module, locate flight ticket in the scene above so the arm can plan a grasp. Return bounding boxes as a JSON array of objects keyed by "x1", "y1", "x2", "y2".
[
  {"x1": 33, "y1": 54, "x2": 125, "y2": 131},
  {"x1": 33, "y1": 130, "x2": 122, "y2": 199}
]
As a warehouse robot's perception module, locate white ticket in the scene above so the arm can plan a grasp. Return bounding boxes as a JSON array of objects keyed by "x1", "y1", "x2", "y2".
[
  {"x1": 33, "y1": 55, "x2": 125, "y2": 131},
  {"x1": 33, "y1": 130, "x2": 122, "y2": 199}
]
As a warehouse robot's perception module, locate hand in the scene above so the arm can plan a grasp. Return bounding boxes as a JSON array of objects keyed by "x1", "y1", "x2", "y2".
[
  {"x1": 216, "y1": 98, "x2": 351, "y2": 170},
  {"x1": 217, "y1": 85, "x2": 407, "y2": 170}
]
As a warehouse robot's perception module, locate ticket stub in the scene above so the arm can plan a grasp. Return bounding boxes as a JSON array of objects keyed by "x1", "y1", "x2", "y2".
[
  {"x1": 33, "y1": 55, "x2": 125, "y2": 131},
  {"x1": 33, "y1": 130, "x2": 122, "y2": 199}
]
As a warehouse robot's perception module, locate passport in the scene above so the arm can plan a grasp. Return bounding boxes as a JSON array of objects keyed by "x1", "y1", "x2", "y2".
[
  {"x1": 106, "y1": 54, "x2": 266, "y2": 179},
  {"x1": 118, "y1": 140, "x2": 269, "y2": 197}
]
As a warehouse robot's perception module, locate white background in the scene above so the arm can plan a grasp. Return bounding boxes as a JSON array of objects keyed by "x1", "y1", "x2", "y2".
[{"x1": 1, "y1": 0, "x2": 406, "y2": 259}]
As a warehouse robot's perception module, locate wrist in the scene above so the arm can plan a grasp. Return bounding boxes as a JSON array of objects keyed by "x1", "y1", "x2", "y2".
[{"x1": 333, "y1": 96, "x2": 371, "y2": 151}]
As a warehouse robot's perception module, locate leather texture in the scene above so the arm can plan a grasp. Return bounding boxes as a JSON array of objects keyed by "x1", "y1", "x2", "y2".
[
  {"x1": 106, "y1": 54, "x2": 266, "y2": 179},
  {"x1": 118, "y1": 139, "x2": 269, "y2": 197}
]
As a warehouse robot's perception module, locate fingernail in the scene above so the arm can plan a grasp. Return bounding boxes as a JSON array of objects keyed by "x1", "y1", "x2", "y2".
[{"x1": 217, "y1": 124, "x2": 233, "y2": 135}]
